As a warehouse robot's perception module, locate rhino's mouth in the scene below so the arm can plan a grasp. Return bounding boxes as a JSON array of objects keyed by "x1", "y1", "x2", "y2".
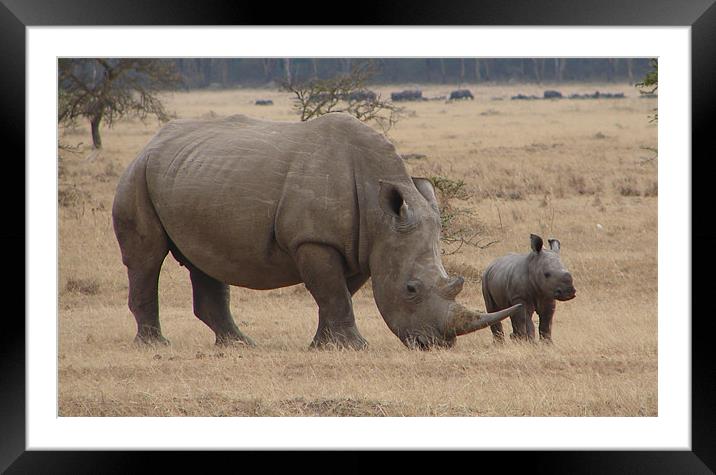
[
  {"x1": 555, "y1": 288, "x2": 576, "y2": 301},
  {"x1": 394, "y1": 302, "x2": 521, "y2": 350},
  {"x1": 402, "y1": 333, "x2": 455, "y2": 350}
]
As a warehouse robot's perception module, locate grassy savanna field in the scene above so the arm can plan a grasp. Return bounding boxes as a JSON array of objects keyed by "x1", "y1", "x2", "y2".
[{"x1": 58, "y1": 83, "x2": 657, "y2": 416}]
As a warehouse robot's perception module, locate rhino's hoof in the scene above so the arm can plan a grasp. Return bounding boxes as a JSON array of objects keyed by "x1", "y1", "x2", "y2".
[
  {"x1": 215, "y1": 333, "x2": 256, "y2": 348},
  {"x1": 134, "y1": 334, "x2": 171, "y2": 346},
  {"x1": 310, "y1": 325, "x2": 368, "y2": 350},
  {"x1": 510, "y1": 334, "x2": 537, "y2": 344},
  {"x1": 310, "y1": 336, "x2": 369, "y2": 351}
]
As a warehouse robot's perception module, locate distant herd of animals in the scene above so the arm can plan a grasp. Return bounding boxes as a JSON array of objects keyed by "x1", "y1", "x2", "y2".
[
  {"x1": 511, "y1": 90, "x2": 626, "y2": 100},
  {"x1": 253, "y1": 88, "x2": 641, "y2": 106}
]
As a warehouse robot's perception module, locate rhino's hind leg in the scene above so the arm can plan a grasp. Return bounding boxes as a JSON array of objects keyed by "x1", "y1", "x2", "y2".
[
  {"x1": 189, "y1": 265, "x2": 255, "y2": 347},
  {"x1": 128, "y1": 264, "x2": 170, "y2": 346},
  {"x1": 113, "y1": 161, "x2": 171, "y2": 346},
  {"x1": 525, "y1": 316, "x2": 536, "y2": 341},
  {"x1": 509, "y1": 305, "x2": 535, "y2": 342},
  {"x1": 484, "y1": 291, "x2": 505, "y2": 343},
  {"x1": 295, "y1": 243, "x2": 368, "y2": 350},
  {"x1": 490, "y1": 322, "x2": 505, "y2": 343}
]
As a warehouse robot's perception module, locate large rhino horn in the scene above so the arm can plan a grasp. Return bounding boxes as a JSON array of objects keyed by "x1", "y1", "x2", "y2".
[{"x1": 448, "y1": 303, "x2": 523, "y2": 336}]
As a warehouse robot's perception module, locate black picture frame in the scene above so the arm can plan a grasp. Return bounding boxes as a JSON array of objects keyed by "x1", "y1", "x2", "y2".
[{"x1": 4, "y1": 0, "x2": 714, "y2": 472}]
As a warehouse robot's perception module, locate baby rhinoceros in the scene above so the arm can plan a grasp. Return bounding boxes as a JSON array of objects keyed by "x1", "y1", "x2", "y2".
[{"x1": 482, "y1": 234, "x2": 576, "y2": 343}]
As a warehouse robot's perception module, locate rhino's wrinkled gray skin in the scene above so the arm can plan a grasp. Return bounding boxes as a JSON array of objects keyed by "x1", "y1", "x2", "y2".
[
  {"x1": 482, "y1": 234, "x2": 576, "y2": 343},
  {"x1": 112, "y1": 113, "x2": 521, "y2": 350}
]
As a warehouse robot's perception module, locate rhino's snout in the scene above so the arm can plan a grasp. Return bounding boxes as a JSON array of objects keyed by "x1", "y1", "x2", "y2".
[
  {"x1": 555, "y1": 289, "x2": 576, "y2": 301},
  {"x1": 554, "y1": 285, "x2": 576, "y2": 301},
  {"x1": 403, "y1": 333, "x2": 456, "y2": 350},
  {"x1": 553, "y1": 273, "x2": 576, "y2": 301}
]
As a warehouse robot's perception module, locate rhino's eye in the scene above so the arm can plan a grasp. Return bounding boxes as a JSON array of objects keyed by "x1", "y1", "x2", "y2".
[
  {"x1": 544, "y1": 272, "x2": 551, "y2": 278},
  {"x1": 405, "y1": 280, "x2": 423, "y2": 301}
]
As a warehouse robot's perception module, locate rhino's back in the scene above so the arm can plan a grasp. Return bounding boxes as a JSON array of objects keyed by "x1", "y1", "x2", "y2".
[
  {"x1": 483, "y1": 253, "x2": 531, "y2": 306},
  {"x1": 142, "y1": 114, "x2": 397, "y2": 288}
]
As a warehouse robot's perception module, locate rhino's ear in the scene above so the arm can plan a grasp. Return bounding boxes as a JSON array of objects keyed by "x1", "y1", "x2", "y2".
[
  {"x1": 379, "y1": 180, "x2": 409, "y2": 219},
  {"x1": 548, "y1": 239, "x2": 561, "y2": 253},
  {"x1": 530, "y1": 234, "x2": 543, "y2": 253},
  {"x1": 412, "y1": 177, "x2": 439, "y2": 211}
]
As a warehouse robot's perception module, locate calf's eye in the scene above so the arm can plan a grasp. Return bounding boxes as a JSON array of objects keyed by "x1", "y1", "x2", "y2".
[{"x1": 544, "y1": 272, "x2": 551, "y2": 278}]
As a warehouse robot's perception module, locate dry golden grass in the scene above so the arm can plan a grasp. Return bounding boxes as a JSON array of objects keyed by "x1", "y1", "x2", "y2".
[{"x1": 59, "y1": 82, "x2": 657, "y2": 417}]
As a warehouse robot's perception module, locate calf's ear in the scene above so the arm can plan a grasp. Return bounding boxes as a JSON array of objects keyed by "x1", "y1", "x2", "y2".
[
  {"x1": 412, "y1": 177, "x2": 439, "y2": 212},
  {"x1": 548, "y1": 239, "x2": 561, "y2": 253},
  {"x1": 530, "y1": 234, "x2": 543, "y2": 253}
]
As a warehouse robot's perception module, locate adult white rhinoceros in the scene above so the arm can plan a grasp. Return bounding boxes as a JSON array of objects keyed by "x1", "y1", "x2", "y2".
[{"x1": 112, "y1": 113, "x2": 520, "y2": 350}]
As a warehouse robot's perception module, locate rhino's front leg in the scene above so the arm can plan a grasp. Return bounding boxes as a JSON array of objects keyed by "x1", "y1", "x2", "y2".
[
  {"x1": 537, "y1": 300, "x2": 556, "y2": 343},
  {"x1": 295, "y1": 243, "x2": 368, "y2": 350},
  {"x1": 346, "y1": 273, "x2": 369, "y2": 296}
]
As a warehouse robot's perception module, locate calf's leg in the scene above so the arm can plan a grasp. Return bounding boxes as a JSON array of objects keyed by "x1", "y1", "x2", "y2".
[
  {"x1": 509, "y1": 305, "x2": 533, "y2": 342},
  {"x1": 484, "y1": 290, "x2": 505, "y2": 343},
  {"x1": 538, "y1": 301, "x2": 556, "y2": 343},
  {"x1": 525, "y1": 314, "x2": 536, "y2": 341}
]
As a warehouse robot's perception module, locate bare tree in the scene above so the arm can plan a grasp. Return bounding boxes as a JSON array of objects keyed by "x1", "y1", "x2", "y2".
[
  {"x1": 283, "y1": 58, "x2": 292, "y2": 86},
  {"x1": 606, "y1": 58, "x2": 615, "y2": 82},
  {"x1": 474, "y1": 59, "x2": 482, "y2": 82},
  {"x1": 213, "y1": 58, "x2": 230, "y2": 86},
  {"x1": 532, "y1": 58, "x2": 545, "y2": 84},
  {"x1": 261, "y1": 59, "x2": 275, "y2": 83},
  {"x1": 430, "y1": 176, "x2": 496, "y2": 254},
  {"x1": 483, "y1": 59, "x2": 491, "y2": 81},
  {"x1": 58, "y1": 58, "x2": 181, "y2": 149},
  {"x1": 340, "y1": 58, "x2": 352, "y2": 74},
  {"x1": 550, "y1": 58, "x2": 568, "y2": 82},
  {"x1": 557, "y1": 58, "x2": 567, "y2": 82},
  {"x1": 636, "y1": 59, "x2": 658, "y2": 120},
  {"x1": 282, "y1": 61, "x2": 403, "y2": 134}
]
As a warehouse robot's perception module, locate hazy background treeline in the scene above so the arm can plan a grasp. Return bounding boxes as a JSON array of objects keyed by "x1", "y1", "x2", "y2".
[
  {"x1": 59, "y1": 57, "x2": 656, "y2": 149},
  {"x1": 168, "y1": 58, "x2": 650, "y2": 88}
]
